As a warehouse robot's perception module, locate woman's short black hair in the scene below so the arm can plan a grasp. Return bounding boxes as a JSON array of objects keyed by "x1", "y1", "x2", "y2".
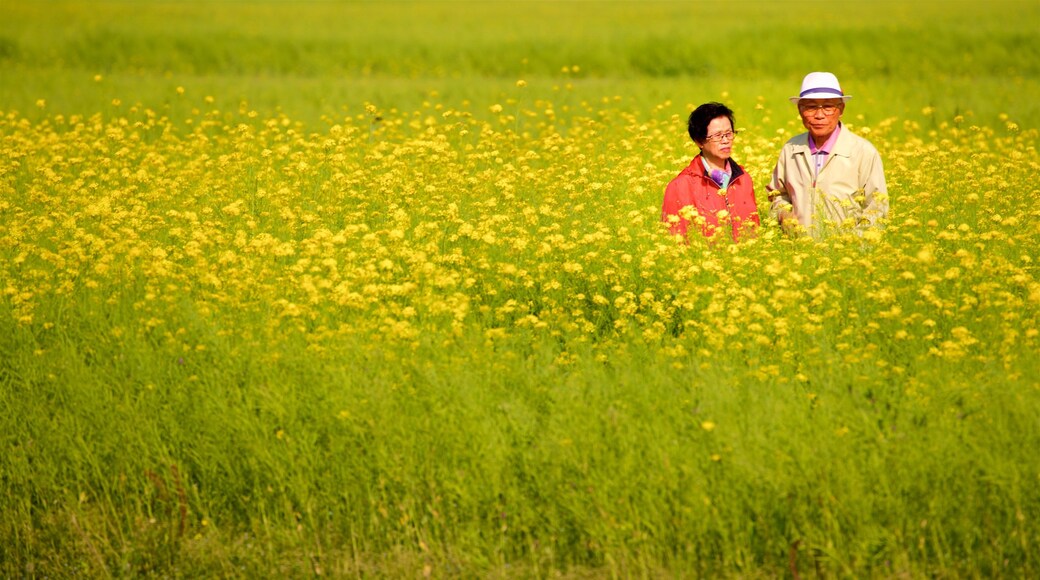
[{"x1": 687, "y1": 102, "x2": 735, "y2": 144}]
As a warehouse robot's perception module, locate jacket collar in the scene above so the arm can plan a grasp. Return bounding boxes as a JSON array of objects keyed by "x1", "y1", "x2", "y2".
[
  {"x1": 794, "y1": 123, "x2": 853, "y2": 158},
  {"x1": 689, "y1": 154, "x2": 746, "y2": 181}
]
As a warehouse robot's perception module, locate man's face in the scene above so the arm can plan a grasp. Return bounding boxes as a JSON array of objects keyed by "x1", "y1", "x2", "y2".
[{"x1": 798, "y1": 99, "x2": 845, "y2": 142}]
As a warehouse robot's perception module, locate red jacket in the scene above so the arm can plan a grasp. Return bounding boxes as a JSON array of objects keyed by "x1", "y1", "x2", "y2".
[{"x1": 662, "y1": 155, "x2": 760, "y2": 241}]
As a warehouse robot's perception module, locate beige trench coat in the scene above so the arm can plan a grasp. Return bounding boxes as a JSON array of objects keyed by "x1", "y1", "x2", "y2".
[{"x1": 767, "y1": 127, "x2": 888, "y2": 236}]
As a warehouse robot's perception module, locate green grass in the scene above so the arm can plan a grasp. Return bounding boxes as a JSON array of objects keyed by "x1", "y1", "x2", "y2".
[
  {"x1": 2, "y1": 0, "x2": 1038, "y2": 127},
  {"x1": 1, "y1": 0, "x2": 1039, "y2": 577}
]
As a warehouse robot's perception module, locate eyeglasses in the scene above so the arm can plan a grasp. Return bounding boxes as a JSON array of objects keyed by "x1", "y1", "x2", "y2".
[
  {"x1": 799, "y1": 104, "x2": 841, "y2": 116},
  {"x1": 705, "y1": 130, "x2": 737, "y2": 143}
]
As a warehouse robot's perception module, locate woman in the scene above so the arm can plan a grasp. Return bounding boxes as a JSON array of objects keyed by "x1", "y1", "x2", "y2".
[{"x1": 661, "y1": 102, "x2": 760, "y2": 241}]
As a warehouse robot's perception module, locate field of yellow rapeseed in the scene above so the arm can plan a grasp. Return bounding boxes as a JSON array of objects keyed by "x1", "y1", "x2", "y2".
[{"x1": 4, "y1": 94, "x2": 1038, "y2": 361}]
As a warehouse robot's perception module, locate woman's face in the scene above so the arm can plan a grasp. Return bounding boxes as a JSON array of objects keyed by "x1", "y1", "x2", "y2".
[{"x1": 698, "y1": 116, "x2": 735, "y2": 164}]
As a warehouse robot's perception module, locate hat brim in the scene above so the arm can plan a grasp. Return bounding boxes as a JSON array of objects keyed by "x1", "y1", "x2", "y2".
[{"x1": 789, "y1": 93, "x2": 853, "y2": 103}]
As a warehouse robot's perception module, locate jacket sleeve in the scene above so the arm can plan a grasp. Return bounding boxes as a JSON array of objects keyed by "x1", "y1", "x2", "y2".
[
  {"x1": 766, "y1": 151, "x2": 793, "y2": 222},
  {"x1": 748, "y1": 180, "x2": 762, "y2": 226},
  {"x1": 857, "y1": 145, "x2": 888, "y2": 230},
  {"x1": 661, "y1": 177, "x2": 691, "y2": 237}
]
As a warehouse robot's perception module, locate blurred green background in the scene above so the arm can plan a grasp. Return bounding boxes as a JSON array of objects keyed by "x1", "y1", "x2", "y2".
[{"x1": 2, "y1": 0, "x2": 1037, "y2": 129}]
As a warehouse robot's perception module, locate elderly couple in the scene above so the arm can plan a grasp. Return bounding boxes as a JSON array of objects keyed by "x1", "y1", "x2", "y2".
[{"x1": 661, "y1": 72, "x2": 888, "y2": 241}]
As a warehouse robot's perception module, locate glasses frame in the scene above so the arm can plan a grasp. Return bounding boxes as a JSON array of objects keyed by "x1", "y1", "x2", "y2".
[
  {"x1": 704, "y1": 130, "x2": 738, "y2": 143},
  {"x1": 798, "y1": 103, "x2": 842, "y2": 116}
]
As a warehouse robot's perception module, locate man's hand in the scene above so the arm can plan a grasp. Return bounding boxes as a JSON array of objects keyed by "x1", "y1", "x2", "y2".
[{"x1": 778, "y1": 209, "x2": 800, "y2": 235}]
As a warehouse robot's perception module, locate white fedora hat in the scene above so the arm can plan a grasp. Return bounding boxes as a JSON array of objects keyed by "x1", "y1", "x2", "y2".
[{"x1": 789, "y1": 71, "x2": 852, "y2": 103}]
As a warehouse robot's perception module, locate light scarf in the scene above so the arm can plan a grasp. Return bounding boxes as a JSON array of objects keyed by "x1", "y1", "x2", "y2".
[{"x1": 702, "y1": 157, "x2": 731, "y2": 190}]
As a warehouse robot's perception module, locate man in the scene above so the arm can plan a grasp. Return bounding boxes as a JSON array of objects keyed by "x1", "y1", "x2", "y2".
[{"x1": 767, "y1": 72, "x2": 888, "y2": 237}]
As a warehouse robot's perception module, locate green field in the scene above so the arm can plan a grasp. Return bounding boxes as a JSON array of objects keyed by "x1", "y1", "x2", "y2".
[{"x1": 2, "y1": 1, "x2": 1039, "y2": 577}]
